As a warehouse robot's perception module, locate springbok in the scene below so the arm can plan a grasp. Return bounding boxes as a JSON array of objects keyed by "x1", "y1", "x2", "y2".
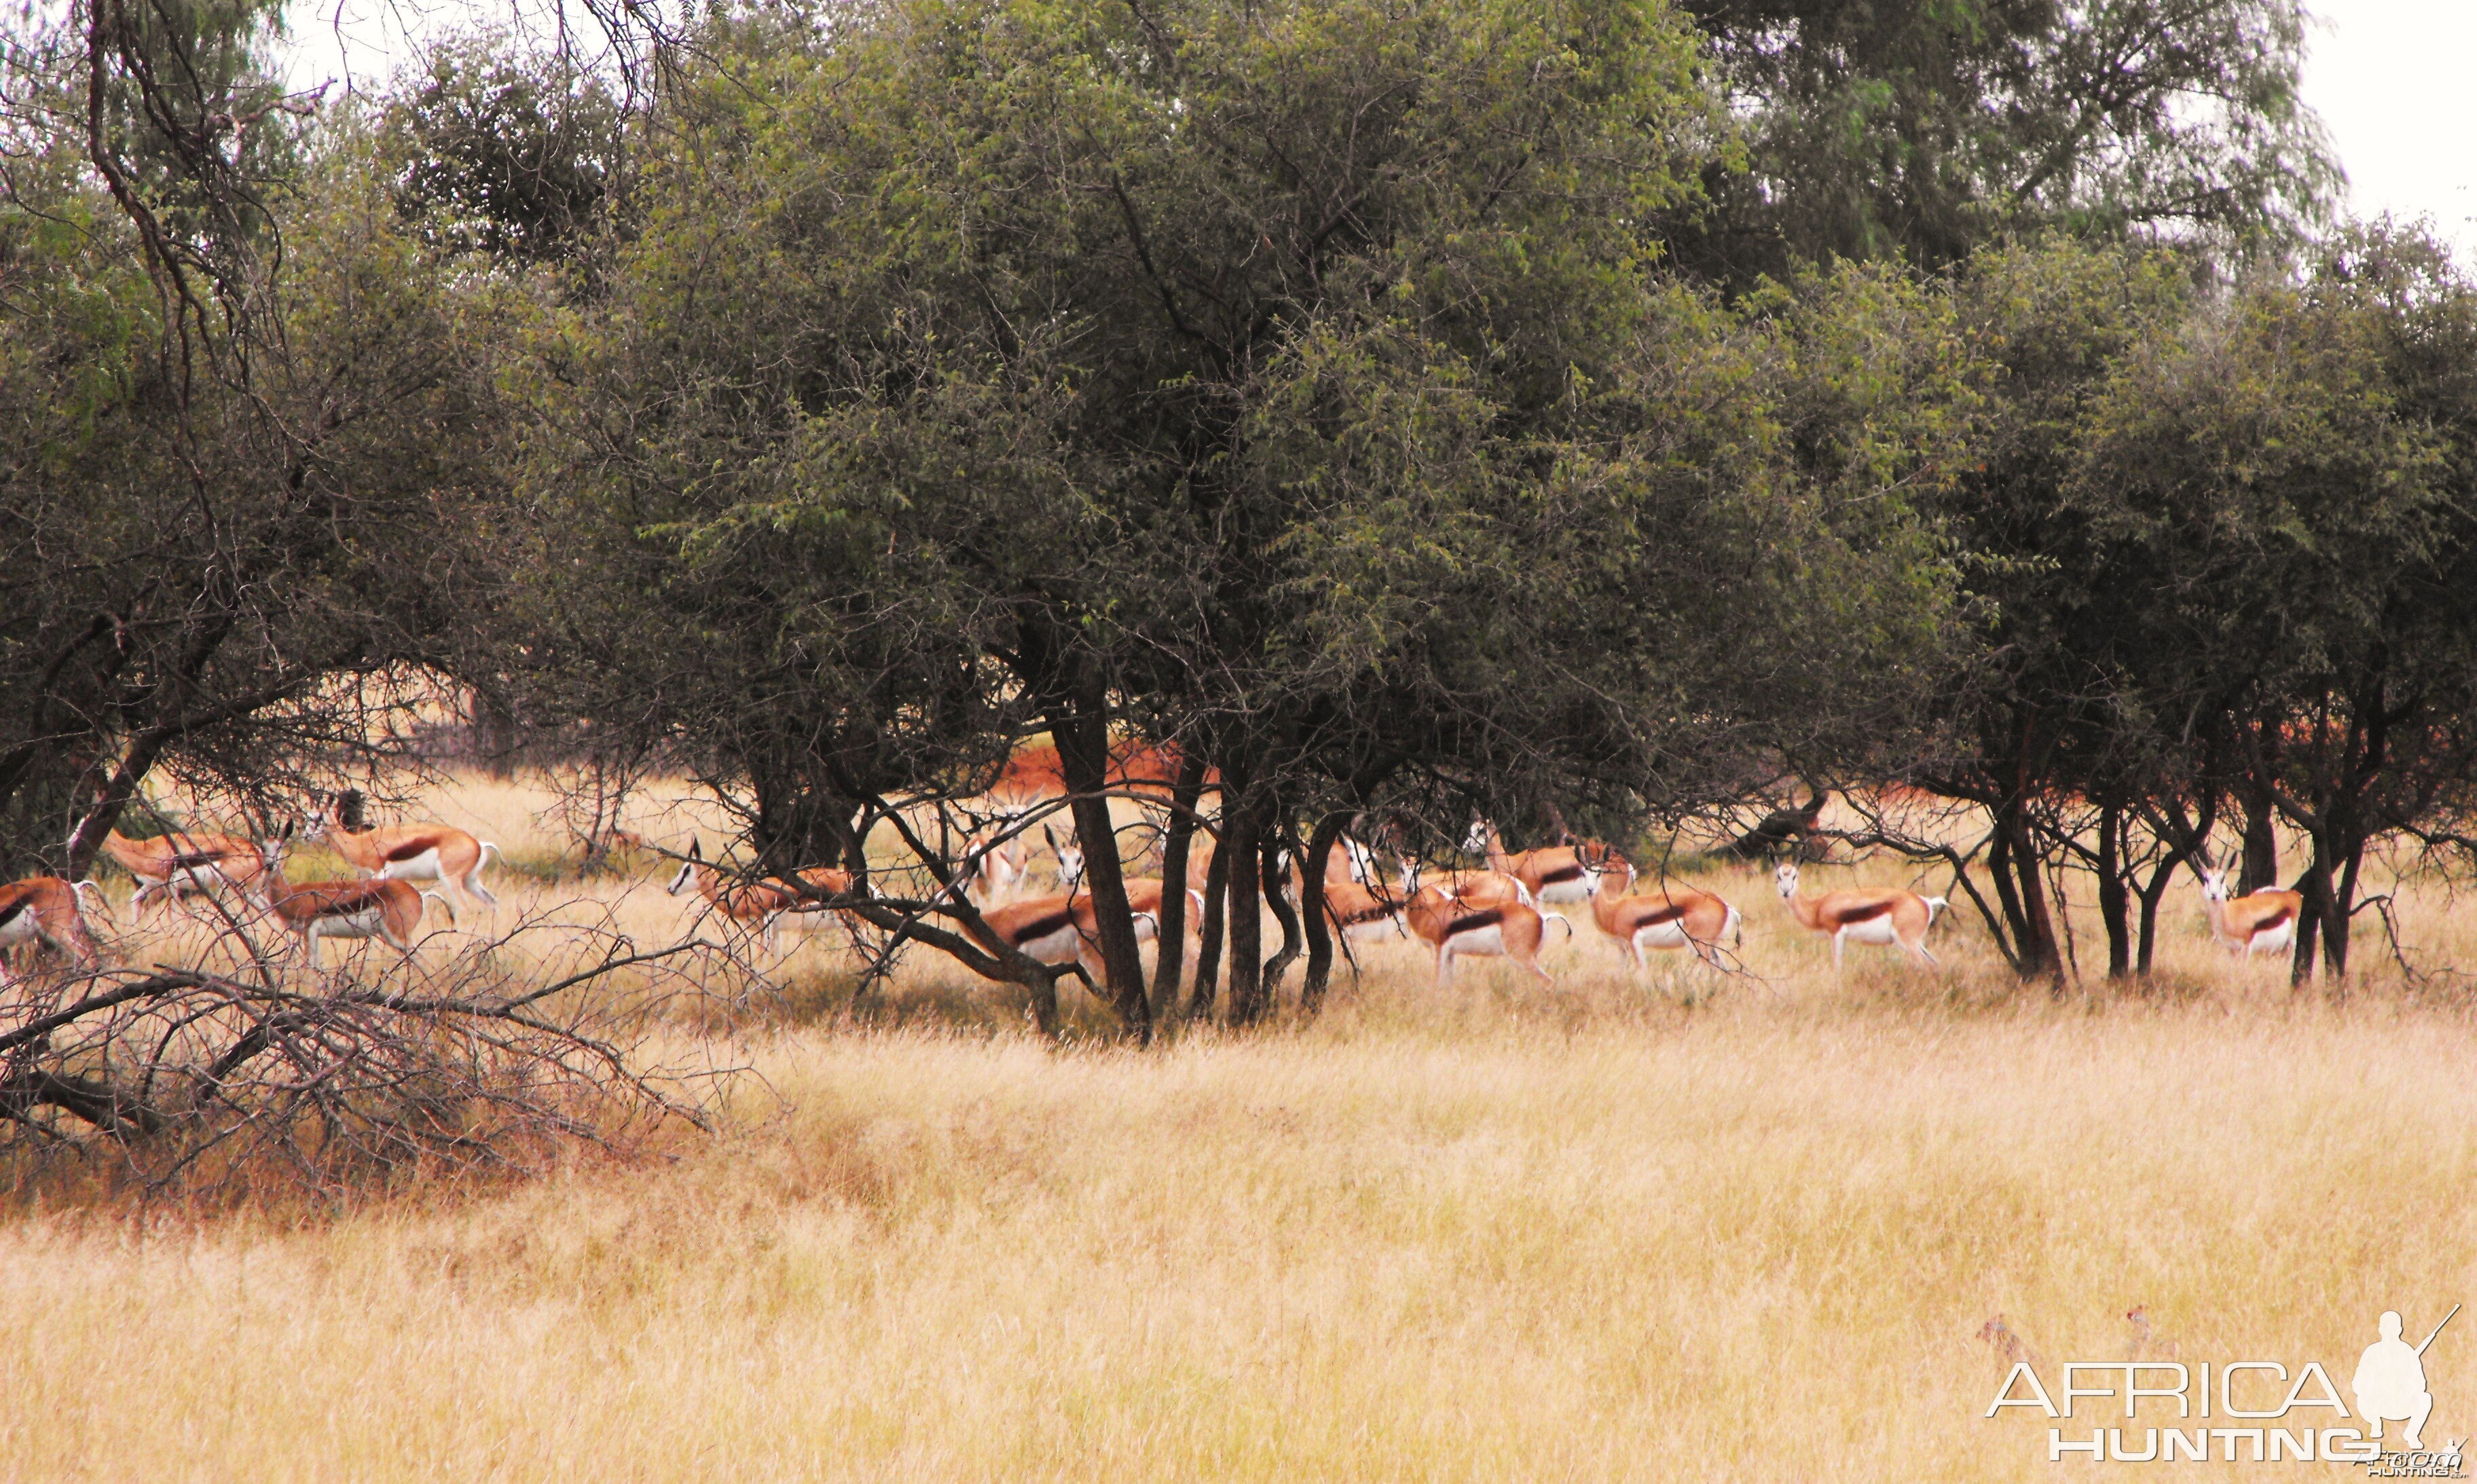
[
  {"x1": 307, "y1": 801, "x2": 503, "y2": 914},
  {"x1": 2197, "y1": 865, "x2": 2304, "y2": 965},
  {"x1": 1406, "y1": 876, "x2": 1555, "y2": 988},
  {"x1": 1465, "y1": 819, "x2": 1600, "y2": 917},
  {"x1": 667, "y1": 840, "x2": 867, "y2": 954},
  {"x1": 1774, "y1": 861, "x2": 1944, "y2": 970},
  {"x1": 1585, "y1": 864, "x2": 1740, "y2": 972},
  {"x1": 260, "y1": 826, "x2": 453, "y2": 967},
  {"x1": 0, "y1": 876, "x2": 108, "y2": 967},
  {"x1": 1321, "y1": 861, "x2": 1415, "y2": 947},
  {"x1": 96, "y1": 826, "x2": 267, "y2": 915}
]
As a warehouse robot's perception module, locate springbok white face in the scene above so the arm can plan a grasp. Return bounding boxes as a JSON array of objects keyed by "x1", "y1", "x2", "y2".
[
  {"x1": 2199, "y1": 866, "x2": 2231, "y2": 903},
  {"x1": 1046, "y1": 825, "x2": 1084, "y2": 889},
  {"x1": 667, "y1": 840, "x2": 703, "y2": 897},
  {"x1": 1774, "y1": 861, "x2": 1800, "y2": 899},
  {"x1": 1344, "y1": 836, "x2": 1378, "y2": 883},
  {"x1": 1461, "y1": 819, "x2": 1493, "y2": 854}
]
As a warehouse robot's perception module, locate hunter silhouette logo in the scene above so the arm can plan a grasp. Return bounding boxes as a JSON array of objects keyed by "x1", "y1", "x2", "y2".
[
  {"x1": 2359, "y1": 1306, "x2": 2455, "y2": 1452},
  {"x1": 1985, "y1": 1303, "x2": 2464, "y2": 1470}
]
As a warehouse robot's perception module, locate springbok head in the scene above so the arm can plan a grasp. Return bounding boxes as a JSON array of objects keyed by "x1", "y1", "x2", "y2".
[
  {"x1": 667, "y1": 838, "x2": 703, "y2": 897},
  {"x1": 1046, "y1": 824, "x2": 1084, "y2": 889},
  {"x1": 1774, "y1": 860, "x2": 1801, "y2": 899}
]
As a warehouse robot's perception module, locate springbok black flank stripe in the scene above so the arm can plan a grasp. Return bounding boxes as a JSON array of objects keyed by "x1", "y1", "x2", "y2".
[
  {"x1": 1446, "y1": 907, "x2": 1505, "y2": 938},
  {"x1": 1010, "y1": 910, "x2": 1076, "y2": 946},
  {"x1": 384, "y1": 839, "x2": 438, "y2": 863}
]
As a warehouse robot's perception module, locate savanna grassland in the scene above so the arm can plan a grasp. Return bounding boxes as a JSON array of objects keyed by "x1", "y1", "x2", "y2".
[{"x1": 4, "y1": 775, "x2": 2474, "y2": 1481}]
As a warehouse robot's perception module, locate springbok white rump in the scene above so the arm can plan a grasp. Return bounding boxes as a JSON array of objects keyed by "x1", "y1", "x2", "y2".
[
  {"x1": 1774, "y1": 861, "x2": 1943, "y2": 970},
  {"x1": 260, "y1": 826, "x2": 454, "y2": 967},
  {"x1": 306, "y1": 800, "x2": 503, "y2": 914}
]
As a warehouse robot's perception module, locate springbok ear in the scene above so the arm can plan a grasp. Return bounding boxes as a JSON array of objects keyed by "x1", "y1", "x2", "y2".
[
  {"x1": 689, "y1": 838, "x2": 703, "y2": 861},
  {"x1": 1044, "y1": 824, "x2": 1061, "y2": 850},
  {"x1": 280, "y1": 820, "x2": 297, "y2": 842}
]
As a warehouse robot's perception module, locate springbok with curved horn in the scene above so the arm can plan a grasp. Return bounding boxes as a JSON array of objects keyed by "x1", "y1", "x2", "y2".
[
  {"x1": 667, "y1": 840, "x2": 866, "y2": 954},
  {"x1": 2197, "y1": 861, "x2": 2304, "y2": 965},
  {"x1": 0, "y1": 876, "x2": 109, "y2": 967},
  {"x1": 261, "y1": 826, "x2": 453, "y2": 968},
  {"x1": 306, "y1": 796, "x2": 503, "y2": 914},
  {"x1": 1774, "y1": 861, "x2": 1944, "y2": 970}
]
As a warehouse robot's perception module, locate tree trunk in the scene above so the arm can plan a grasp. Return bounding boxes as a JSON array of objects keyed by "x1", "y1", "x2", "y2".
[
  {"x1": 2096, "y1": 802, "x2": 2131, "y2": 980},
  {"x1": 1188, "y1": 806, "x2": 1232, "y2": 1022},
  {"x1": 1150, "y1": 752, "x2": 1207, "y2": 1018},
  {"x1": 1985, "y1": 798, "x2": 2062, "y2": 984},
  {"x1": 1258, "y1": 823, "x2": 1304, "y2": 1018},
  {"x1": 1049, "y1": 686, "x2": 1151, "y2": 1041},
  {"x1": 1222, "y1": 789, "x2": 1263, "y2": 1026},
  {"x1": 1298, "y1": 810, "x2": 1349, "y2": 1014},
  {"x1": 2240, "y1": 781, "x2": 2279, "y2": 897}
]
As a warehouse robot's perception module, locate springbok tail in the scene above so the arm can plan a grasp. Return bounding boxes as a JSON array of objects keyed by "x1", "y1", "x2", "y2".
[
  {"x1": 1724, "y1": 904, "x2": 1743, "y2": 947},
  {"x1": 1924, "y1": 896, "x2": 1948, "y2": 922},
  {"x1": 422, "y1": 889, "x2": 458, "y2": 925},
  {"x1": 1549, "y1": 913, "x2": 1575, "y2": 940},
  {"x1": 477, "y1": 841, "x2": 503, "y2": 872}
]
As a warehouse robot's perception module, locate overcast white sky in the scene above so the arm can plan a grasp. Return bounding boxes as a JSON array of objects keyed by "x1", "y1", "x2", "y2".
[{"x1": 282, "y1": 0, "x2": 2477, "y2": 257}]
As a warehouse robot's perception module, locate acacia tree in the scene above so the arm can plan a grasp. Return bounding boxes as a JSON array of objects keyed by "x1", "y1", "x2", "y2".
[
  {"x1": 510, "y1": 0, "x2": 1963, "y2": 1032},
  {"x1": 2074, "y1": 228, "x2": 2477, "y2": 982},
  {"x1": 0, "y1": 3, "x2": 515, "y2": 874}
]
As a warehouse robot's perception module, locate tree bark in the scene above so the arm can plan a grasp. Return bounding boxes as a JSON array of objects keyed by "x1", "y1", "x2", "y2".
[
  {"x1": 1188, "y1": 803, "x2": 1232, "y2": 1022},
  {"x1": 2096, "y1": 802, "x2": 2131, "y2": 980},
  {"x1": 1259, "y1": 823, "x2": 1304, "y2": 1016},
  {"x1": 1222, "y1": 787, "x2": 1264, "y2": 1025},
  {"x1": 1298, "y1": 810, "x2": 1349, "y2": 1014}
]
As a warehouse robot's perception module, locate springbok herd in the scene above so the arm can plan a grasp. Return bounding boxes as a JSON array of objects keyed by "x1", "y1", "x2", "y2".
[{"x1": 0, "y1": 789, "x2": 2318, "y2": 995}]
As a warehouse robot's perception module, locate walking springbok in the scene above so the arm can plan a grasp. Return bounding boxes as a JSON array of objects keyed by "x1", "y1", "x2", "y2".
[
  {"x1": 1774, "y1": 861, "x2": 1944, "y2": 970},
  {"x1": 667, "y1": 840, "x2": 868, "y2": 954},
  {"x1": 1464, "y1": 819, "x2": 1599, "y2": 918},
  {"x1": 306, "y1": 801, "x2": 502, "y2": 914},
  {"x1": 260, "y1": 826, "x2": 453, "y2": 968},
  {"x1": 96, "y1": 826, "x2": 268, "y2": 915},
  {"x1": 1585, "y1": 864, "x2": 1741, "y2": 973},
  {"x1": 0, "y1": 876, "x2": 108, "y2": 967},
  {"x1": 2197, "y1": 864, "x2": 2304, "y2": 965},
  {"x1": 1406, "y1": 877, "x2": 1556, "y2": 988}
]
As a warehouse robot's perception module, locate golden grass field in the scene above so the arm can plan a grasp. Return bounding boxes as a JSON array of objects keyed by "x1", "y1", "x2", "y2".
[{"x1": 5, "y1": 773, "x2": 2476, "y2": 1480}]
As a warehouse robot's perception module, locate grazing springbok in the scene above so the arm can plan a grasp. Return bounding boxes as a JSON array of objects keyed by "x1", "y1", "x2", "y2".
[
  {"x1": 260, "y1": 826, "x2": 453, "y2": 968},
  {"x1": 0, "y1": 876, "x2": 108, "y2": 967},
  {"x1": 1774, "y1": 861, "x2": 1944, "y2": 969},
  {"x1": 954, "y1": 878, "x2": 1178, "y2": 990},
  {"x1": 2197, "y1": 865, "x2": 2304, "y2": 965},
  {"x1": 1406, "y1": 877, "x2": 1555, "y2": 988},
  {"x1": 306, "y1": 801, "x2": 502, "y2": 914},
  {"x1": 1464, "y1": 819, "x2": 1600, "y2": 917},
  {"x1": 1585, "y1": 864, "x2": 1740, "y2": 972},
  {"x1": 667, "y1": 840, "x2": 867, "y2": 954},
  {"x1": 96, "y1": 826, "x2": 267, "y2": 915}
]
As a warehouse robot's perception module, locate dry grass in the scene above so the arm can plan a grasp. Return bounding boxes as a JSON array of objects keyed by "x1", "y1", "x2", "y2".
[{"x1": 12, "y1": 773, "x2": 2477, "y2": 1479}]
